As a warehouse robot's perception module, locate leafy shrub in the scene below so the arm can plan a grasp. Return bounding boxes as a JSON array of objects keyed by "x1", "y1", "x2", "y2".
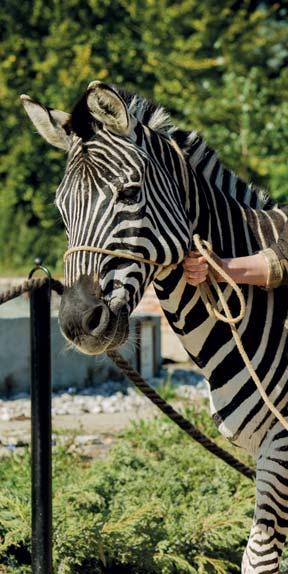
[{"x1": 0, "y1": 406, "x2": 258, "y2": 573}]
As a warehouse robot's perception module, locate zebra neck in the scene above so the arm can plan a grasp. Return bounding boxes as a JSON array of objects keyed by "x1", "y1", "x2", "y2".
[
  {"x1": 183, "y1": 133, "x2": 271, "y2": 257},
  {"x1": 185, "y1": 132, "x2": 267, "y2": 208}
]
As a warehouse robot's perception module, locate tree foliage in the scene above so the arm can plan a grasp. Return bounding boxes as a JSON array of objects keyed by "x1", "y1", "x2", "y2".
[{"x1": 0, "y1": 0, "x2": 287, "y2": 272}]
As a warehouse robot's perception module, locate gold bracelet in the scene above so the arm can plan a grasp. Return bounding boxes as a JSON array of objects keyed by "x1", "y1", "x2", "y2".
[{"x1": 261, "y1": 248, "x2": 283, "y2": 289}]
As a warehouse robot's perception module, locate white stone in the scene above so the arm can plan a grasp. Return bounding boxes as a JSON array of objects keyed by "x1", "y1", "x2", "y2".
[
  {"x1": 74, "y1": 435, "x2": 102, "y2": 445},
  {"x1": 0, "y1": 412, "x2": 11, "y2": 421},
  {"x1": 92, "y1": 405, "x2": 103, "y2": 414}
]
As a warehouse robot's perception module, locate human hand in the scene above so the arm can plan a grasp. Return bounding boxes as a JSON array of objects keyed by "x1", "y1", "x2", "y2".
[
  {"x1": 182, "y1": 251, "x2": 209, "y2": 286},
  {"x1": 183, "y1": 251, "x2": 225, "y2": 286},
  {"x1": 183, "y1": 250, "x2": 272, "y2": 288}
]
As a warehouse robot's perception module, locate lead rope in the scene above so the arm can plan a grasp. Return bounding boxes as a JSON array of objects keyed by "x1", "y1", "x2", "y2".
[
  {"x1": 64, "y1": 238, "x2": 288, "y2": 431},
  {"x1": 107, "y1": 349, "x2": 255, "y2": 480},
  {"x1": 193, "y1": 233, "x2": 288, "y2": 432}
]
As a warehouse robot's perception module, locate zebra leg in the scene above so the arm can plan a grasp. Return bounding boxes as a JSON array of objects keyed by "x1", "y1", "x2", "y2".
[{"x1": 242, "y1": 423, "x2": 288, "y2": 573}]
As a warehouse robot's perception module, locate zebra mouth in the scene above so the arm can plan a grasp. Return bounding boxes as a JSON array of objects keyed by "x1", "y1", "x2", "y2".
[{"x1": 58, "y1": 277, "x2": 129, "y2": 355}]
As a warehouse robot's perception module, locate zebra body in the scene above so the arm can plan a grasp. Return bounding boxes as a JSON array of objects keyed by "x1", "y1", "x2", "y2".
[
  {"x1": 21, "y1": 82, "x2": 288, "y2": 573},
  {"x1": 155, "y1": 138, "x2": 288, "y2": 454}
]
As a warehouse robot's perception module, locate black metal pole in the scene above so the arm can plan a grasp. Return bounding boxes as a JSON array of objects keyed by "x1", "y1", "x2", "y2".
[{"x1": 29, "y1": 262, "x2": 52, "y2": 574}]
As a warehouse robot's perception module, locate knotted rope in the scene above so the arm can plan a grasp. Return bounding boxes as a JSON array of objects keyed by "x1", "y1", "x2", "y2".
[{"x1": 193, "y1": 233, "x2": 288, "y2": 433}]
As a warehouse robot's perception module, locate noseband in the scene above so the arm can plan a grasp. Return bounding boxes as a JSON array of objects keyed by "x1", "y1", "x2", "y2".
[{"x1": 63, "y1": 245, "x2": 179, "y2": 278}]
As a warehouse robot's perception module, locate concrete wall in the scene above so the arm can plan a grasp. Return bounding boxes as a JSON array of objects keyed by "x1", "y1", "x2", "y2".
[
  {"x1": 0, "y1": 277, "x2": 189, "y2": 362},
  {"x1": 136, "y1": 284, "x2": 189, "y2": 362},
  {"x1": 0, "y1": 275, "x2": 191, "y2": 396},
  {"x1": 0, "y1": 293, "x2": 161, "y2": 395}
]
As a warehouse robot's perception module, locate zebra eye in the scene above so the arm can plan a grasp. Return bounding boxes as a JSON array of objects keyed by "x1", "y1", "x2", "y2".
[{"x1": 118, "y1": 186, "x2": 141, "y2": 204}]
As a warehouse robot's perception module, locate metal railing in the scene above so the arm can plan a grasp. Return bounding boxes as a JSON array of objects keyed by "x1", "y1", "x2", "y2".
[{"x1": 29, "y1": 264, "x2": 52, "y2": 573}]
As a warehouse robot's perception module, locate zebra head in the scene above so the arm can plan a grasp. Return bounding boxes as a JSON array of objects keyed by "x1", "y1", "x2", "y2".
[{"x1": 21, "y1": 82, "x2": 191, "y2": 354}]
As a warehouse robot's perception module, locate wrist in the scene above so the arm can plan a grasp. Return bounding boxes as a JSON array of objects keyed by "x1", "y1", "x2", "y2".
[
  {"x1": 261, "y1": 248, "x2": 283, "y2": 289},
  {"x1": 222, "y1": 254, "x2": 269, "y2": 286}
]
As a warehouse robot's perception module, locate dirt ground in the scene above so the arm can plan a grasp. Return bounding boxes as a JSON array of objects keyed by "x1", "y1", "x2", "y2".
[
  {"x1": 0, "y1": 406, "x2": 156, "y2": 435},
  {"x1": 0, "y1": 360, "x2": 204, "y2": 458},
  {"x1": 0, "y1": 406, "x2": 160, "y2": 459}
]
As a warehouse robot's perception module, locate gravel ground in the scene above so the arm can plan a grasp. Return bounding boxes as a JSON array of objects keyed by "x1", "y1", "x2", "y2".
[{"x1": 0, "y1": 366, "x2": 209, "y2": 459}]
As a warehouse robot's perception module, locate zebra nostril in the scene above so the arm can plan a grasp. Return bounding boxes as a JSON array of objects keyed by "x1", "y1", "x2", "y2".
[{"x1": 82, "y1": 303, "x2": 109, "y2": 335}]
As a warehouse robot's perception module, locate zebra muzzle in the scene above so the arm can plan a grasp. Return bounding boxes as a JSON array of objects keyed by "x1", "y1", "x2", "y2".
[
  {"x1": 82, "y1": 302, "x2": 110, "y2": 337},
  {"x1": 58, "y1": 276, "x2": 130, "y2": 354}
]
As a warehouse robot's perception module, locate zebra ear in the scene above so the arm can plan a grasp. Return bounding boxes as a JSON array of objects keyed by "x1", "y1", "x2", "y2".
[
  {"x1": 86, "y1": 81, "x2": 131, "y2": 135},
  {"x1": 20, "y1": 95, "x2": 71, "y2": 150}
]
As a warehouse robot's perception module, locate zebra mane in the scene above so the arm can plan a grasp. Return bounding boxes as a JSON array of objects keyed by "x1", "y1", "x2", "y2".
[
  {"x1": 177, "y1": 129, "x2": 273, "y2": 210},
  {"x1": 115, "y1": 87, "x2": 176, "y2": 136}
]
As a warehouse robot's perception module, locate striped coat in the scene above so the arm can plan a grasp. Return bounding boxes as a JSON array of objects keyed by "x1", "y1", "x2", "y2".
[{"x1": 22, "y1": 83, "x2": 288, "y2": 573}]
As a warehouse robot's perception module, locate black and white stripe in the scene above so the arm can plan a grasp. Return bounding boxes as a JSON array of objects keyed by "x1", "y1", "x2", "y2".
[
  {"x1": 43, "y1": 87, "x2": 288, "y2": 573},
  {"x1": 153, "y1": 131, "x2": 288, "y2": 574}
]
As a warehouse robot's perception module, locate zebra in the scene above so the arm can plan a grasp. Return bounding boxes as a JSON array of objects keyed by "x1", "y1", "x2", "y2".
[{"x1": 21, "y1": 81, "x2": 288, "y2": 573}]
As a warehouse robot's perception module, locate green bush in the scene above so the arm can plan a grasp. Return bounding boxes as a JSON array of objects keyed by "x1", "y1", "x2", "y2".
[{"x1": 0, "y1": 405, "x2": 258, "y2": 573}]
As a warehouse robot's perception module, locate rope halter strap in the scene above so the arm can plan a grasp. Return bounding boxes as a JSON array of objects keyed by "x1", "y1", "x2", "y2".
[
  {"x1": 63, "y1": 245, "x2": 178, "y2": 279},
  {"x1": 64, "y1": 236, "x2": 288, "y2": 431}
]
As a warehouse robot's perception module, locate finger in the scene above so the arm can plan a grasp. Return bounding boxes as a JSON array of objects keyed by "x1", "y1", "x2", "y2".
[
  {"x1": 185, "y1": 276, "x2": 207, "y2": 286},
  {"x1": 183, "y1": 259, "x2": 208, "y2": 271},
  {"x1": 186, "y1": 251, "x2": 209, "y2": 261},
  {"x1": 183, "y1": 255, "x2": 208, "y2": 266},
  {"x1": 187, "y1": 250, "x2": 200, "y2": 258},
  {"x1": 184, "y1": 271, "x2": 208, "y2": 285},
  {"x1": 184, "y1": 271, "x2": 207, "y2": 281}
]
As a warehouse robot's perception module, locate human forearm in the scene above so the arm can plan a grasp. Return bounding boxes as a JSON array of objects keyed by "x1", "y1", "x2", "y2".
[
  {"x1": 183, "y1": 248, "x2": 285, "y2": 289},
  {"x1": 221, "y1": 253, "x2": 269, "y2": 286}
]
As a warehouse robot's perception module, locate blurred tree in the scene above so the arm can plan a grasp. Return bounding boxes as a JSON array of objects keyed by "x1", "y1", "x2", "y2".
[{"x1": 0, "y1": 0, "x2": 287, "y2": 271}]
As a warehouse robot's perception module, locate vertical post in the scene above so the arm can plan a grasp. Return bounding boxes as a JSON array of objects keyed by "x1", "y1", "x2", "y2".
[{"x1": 29, "y1": 266, "x2": 52, "y2": 574}]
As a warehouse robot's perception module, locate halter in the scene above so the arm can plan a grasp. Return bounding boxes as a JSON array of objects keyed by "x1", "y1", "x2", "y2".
[
  {"x1": 63, "y1": 245, "x2": 179, "y2": 278},
  {"x1": 64, "y1": 238, "x2": 288, "y2": 431}
]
